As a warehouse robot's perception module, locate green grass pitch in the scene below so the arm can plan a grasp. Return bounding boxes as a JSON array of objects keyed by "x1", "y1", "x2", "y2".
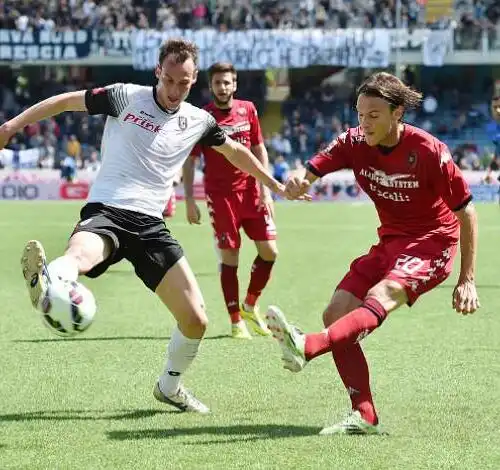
[{"x1": 0, "y1": 201, "x2": 499, "y2": 469}]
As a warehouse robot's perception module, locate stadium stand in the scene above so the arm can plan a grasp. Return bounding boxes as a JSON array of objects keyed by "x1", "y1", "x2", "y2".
[
  {"x1": 0, "y1": 0, "x2": 499, "y2": 173},
  {"x1": 0, "y1": 1, "x2": 497, "y2": 32}
]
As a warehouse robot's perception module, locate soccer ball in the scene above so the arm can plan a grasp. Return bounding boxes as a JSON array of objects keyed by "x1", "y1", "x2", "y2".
[{"x1": 39, "y1": 279, "x2": 96, "y2": 337}]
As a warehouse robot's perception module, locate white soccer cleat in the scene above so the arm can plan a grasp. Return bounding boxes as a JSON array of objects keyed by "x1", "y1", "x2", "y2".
[
  {"x1": 319, "y1": 410, "x2": 385, "y2": 436},
  {"x1": 266, "y1": 305, "x2": 307, "y2": 372},
  {"x1": 153, "y1": 382, "x2": 210, "y2": 414},
  {"x1": 20, "y1": 240, "x2": 51, "y2": 310}
]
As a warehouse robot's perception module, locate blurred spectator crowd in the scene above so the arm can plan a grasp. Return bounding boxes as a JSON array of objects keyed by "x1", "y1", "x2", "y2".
[
  {"x1": 268, "y1": 67, "x2": 500, "y2": 179},
  {"x1": 1, "y1": 1, "x2": 500, "y2": 177},
  {"x1": 0, "y1": 68, "x2": 265, "y2": 172},
  {"x1": 0, "y1": 0, "x2": 498, "y2": 33},
  {"x1": 1, "y1": 64, "x2": 499, "y2": 177},
  {"x1": 1, "y1": 68, "x2": 500, "y2": 176},
  {"x1": 0, "y1": 72, "x2": 105, "y2": 172}
]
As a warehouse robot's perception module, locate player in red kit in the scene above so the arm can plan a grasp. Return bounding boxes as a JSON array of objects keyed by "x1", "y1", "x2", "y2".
[
  {"x1": 265, "y1": 72, "x2": 480, "y2": 435},
  {"x1": 183, "y1": 62, "x2": 276, "y2": 339}
]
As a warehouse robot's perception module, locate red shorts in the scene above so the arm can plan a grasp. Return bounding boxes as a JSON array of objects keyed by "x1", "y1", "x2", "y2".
[
  {"x1": 206, "y1": 190, "x2": 277, "y2": 249},
  {"x1": 337, "y1": 235, "x2": 458, "y2": 306}
]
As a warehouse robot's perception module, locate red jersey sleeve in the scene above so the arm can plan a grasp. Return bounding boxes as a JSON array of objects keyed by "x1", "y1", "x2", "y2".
[
  {"x1": 249, "y1": 103, "x2": 263, "y2": 146},
  {"x1": 431, "y1": 142, "x2": 472, "y2": 211},
  {"x1": 306, "y1": 131, "x2": 351, "y2": 176}
]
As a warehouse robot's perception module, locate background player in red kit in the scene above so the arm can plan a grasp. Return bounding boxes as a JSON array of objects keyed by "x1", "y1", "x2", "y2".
[
  {"x1": 266, "y1": 72, "x2": 480, "y2": 435},
  {"x1": 184, "y1": 62, "x2": 276, "y2": 340}
]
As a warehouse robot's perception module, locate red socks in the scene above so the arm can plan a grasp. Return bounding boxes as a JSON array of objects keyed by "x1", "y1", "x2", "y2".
[
  {"x1": 222, "y1": 256, "x2": 275, "y2": 324},
  {"x1": 220, "y1": 264, "x2": 240, "y2": 323},
  {"x1": 244, "y1": 256, "x2": 275, "y2": 307},
  {"x1": 333, "y1": 343, "x2": 378, "y2": 425},
  {"x1": 304, "y1": 297, "x2": 387, "y2": 360},
  {"x1": 305, "y1": 297, "x2": 388, "y2": 425}
]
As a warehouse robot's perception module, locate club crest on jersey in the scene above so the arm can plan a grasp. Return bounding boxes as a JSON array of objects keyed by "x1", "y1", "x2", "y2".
[
  {"x1": 237, "y1": 107, "x2": 247, "y2": 116},
  {"x1": 408, "y1": 151, "x2": 418, "y2": 169},
  {"x1": 178, "y1": 116, "x2": 187, "y2": 131}
]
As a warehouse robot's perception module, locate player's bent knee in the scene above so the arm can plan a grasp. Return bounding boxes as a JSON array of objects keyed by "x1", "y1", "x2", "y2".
[
  {"x1": 220, "y1": 249, "x2": 239, "y2": 266},
  {"x1": 155, "y1": 257, "x2": 209, "y2": 337},
  {"x1": 322, "y1": 306, "x2": 347, "y2": 327},
  {"x1": 260, "y1": 250, "x2": 278, "y2": 262},
  {"x1": 178, "y1": 308, "x2": 208, "y2": 337},
  {"x1": 266, "y1": 246, "x2": 279, "y2": 261},
  {"x1": 66, "y1": 232, "x2": 112, "y2": 273},
  {"x1": 66, "y1": 250, "x2": 95, "y2": 274},
  {"x1": 322, "y1": 301, "x2": 354, "y2": 326},
  {"x1": 366, "y1": 279, "x2": 408, "y2": 313},
  {"x1": 323, "y1": 289, "x2": 363, "y2": 326},
  {"x1": 183, "y1": 314, "x2": 208, "y2": 331},
  {"x1": 192, "y1": 306, "x2": 208, "y2": 330},
  {"x1": 256, "y1": 241, "x2": 278, "y2": 261}
]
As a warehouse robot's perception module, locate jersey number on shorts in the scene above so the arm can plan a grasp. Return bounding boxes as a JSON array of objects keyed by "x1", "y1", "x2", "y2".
[{"x1": 394, "y1": 255, "x2": 425, "y2": 275}]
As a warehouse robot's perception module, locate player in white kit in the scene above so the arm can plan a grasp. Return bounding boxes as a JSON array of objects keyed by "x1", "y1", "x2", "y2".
[{"x1": 0, "y1": 39, "x2": 287, "y2": 413}]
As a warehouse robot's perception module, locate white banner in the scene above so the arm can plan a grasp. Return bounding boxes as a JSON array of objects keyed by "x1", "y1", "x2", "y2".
[
  {"x1": 104, "y1": 28, "x2": 449, "y2": 60},
  {"x1": 0, "y1": 148, "x2": 42, "y2": 168},
  {"x1": 99, "y1": 30, "x2": 132, "y2": 57},
  {"x1": 132, "y1": 29, "x2": 390, "y2": 71},
  {"x1": 422, "y1": 29, "x2": 452, "y2": 67}
]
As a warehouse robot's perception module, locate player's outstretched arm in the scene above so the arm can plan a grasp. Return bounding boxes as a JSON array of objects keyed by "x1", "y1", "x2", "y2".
[
  {"x1": 212, "y1": 137, "x2": 286, "y2": 197},
  {"x1": 182, "y1": 157, "x2": 201, "y2": 225},
  {"x1": 0, "y1": 91, "x2": 87, "y2": 149},
  {"x1": 452, "y1": 202, "x2": 480, "y2": 315}
]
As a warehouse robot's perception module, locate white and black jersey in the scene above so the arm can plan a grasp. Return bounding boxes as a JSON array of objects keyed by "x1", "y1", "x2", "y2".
[{"x1": 84, "y1": 83, "x2": 226, "y2": 218}]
